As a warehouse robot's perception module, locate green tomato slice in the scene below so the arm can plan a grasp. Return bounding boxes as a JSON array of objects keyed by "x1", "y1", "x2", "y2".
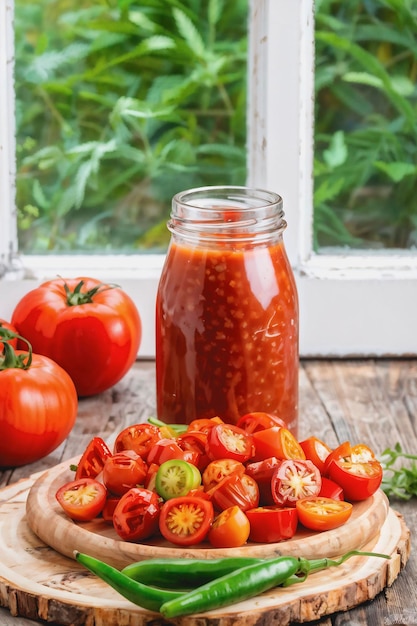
[{"x1": 155, "y1": 459, "x2": 201, "y2": 500}]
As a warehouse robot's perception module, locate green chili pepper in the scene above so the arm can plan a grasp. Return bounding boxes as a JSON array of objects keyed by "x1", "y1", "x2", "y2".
[
  {"x1": 74, "y1": 551, "x2": 183, "y2": 612},
  {"x1": 159, "y1": 555, "x2": 300, "y2": 618},
  {"x1": 122, "y1": 557, "x2": 263, "y2": 588},
  {"x1": 159, "y1": 550, "x2": 391, "y2": 618},
  {"x1": 147, "y1": 416, "x2": 188, "y2": 433}
]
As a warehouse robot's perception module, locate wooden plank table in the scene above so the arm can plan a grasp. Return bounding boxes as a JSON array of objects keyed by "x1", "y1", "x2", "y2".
[{"x1": 1, "y1": 359, "x2": 416, "y2": 626}]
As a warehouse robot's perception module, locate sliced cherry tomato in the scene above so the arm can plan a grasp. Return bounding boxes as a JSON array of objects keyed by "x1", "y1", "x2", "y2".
[
  {"x1": 186, "y1": 416, "x2": 224, "y2": 435},
  {"x1": 328, "y1": 457, "x2": 383, "y2": 501},
  {"x1": 300, "y1": 436, "x2": 332, "y2": 474},
  {"x1": 113, "y1": 423, "x2": 162, "y2": 460},
  {"x1": 144, "y1": 462, "x2": 160, "y2": 491},
  {"x1": 208, "y1": 506, "x2": 250, "y2": 548},
  {"x1": 147, "y1": 438, "x2": 199, "y2": 466},
  {"x1": 246, "y1": 506, "x2": 299, "y2": 543},
  {"x1": 319, "y1": 476, "x2": 344, "y2": 501},
  {"x1": 176, "y1": 431, "x2": 210, "y2": 471},
  {"x1": 252, "y1": 427, "x2": 306, "y2": 462},
  {"x1": 324, "y1": 441, "x2": 382, "y2": 501},
  {"x1": 155, "y1": 459, "x2": 201, "y2": 500},
  {"x1": 236, "y1": 412, "x2": 287, "y2": 434},
  {"x1": 245, "y1": 456, "x2": 281, "y2": 505},
  {"x1": 159, "y1": 496, "x2": 214, "y2": 546},
  {"x1": 296, "y1": 497, "x2": 353, "y2": 531},
  {"x1": 102, "y1": 451, "x2": 148, "y2": 496},
  {"x1": 208, "y1": 472, "x2": 259, "y2": 511},
  {"x1": 75, "y1": 437, "x2": 112, "y2": 480},
  {"x1": 56, "y1": 478, "x2": 107, "y2": 522},
  {"x1": 271, "y1": 459, "x2": 322, "y2": 506},
  {"x1": 202, "y1": 458, "x2": 246, "y2": 491},
  {"x1": 101, "y1": 495, "x2": 121, "y2": 523},
  {"x1": 206, "y1": 424, "x2": 255, "y2": 463},
  {"x1": 323, "y1": 441, "x2": 352, "y2": 476},
  {"x1": 113, "y1": 487, "x2": 161, "y2": 541}
]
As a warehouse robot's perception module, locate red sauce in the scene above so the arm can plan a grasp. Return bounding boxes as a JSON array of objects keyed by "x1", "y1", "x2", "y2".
[{"x1": 156, "y1": 239, "x2": 299, "y2": 433}]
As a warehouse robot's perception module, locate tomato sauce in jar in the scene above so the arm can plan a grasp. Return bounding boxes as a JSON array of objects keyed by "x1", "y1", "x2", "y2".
[{"x1": 156, "y1": 186, "x2": 299, "y2": 434}]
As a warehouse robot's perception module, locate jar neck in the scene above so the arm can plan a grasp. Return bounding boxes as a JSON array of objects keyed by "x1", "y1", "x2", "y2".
[{"x1": 169, "y1": 186, "x2": 286, "y2": 245}]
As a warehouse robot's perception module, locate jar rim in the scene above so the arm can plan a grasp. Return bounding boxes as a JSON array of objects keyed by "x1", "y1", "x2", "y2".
[
  {"x1": 173, "y1": 185, "x2": 283, "y2": 213},
  {"x1": 170, "y1": 186, "x2": 286, "y2": 244}
]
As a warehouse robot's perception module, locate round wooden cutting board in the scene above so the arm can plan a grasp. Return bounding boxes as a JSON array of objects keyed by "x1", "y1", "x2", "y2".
[
  {"x1": 0, "y1": 460, "x2": 411, "y2": 626},
  {"x1": 27, "y1": 457, "x2": 392, "y2": 567}
]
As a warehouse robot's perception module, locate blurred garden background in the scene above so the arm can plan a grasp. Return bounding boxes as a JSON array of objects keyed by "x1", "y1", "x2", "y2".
[{"x1": 14, "y1": 0, "x2": 417, "y2": 253}]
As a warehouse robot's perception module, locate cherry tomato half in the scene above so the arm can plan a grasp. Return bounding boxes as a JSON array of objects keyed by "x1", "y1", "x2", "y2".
[
  {"x1": 271, "y1": 459, "x2": 322, "y2": 506},
  {"x1": 296, "y1": 497, "x2": 353, "y2": 531},
  {"x1": 75, "y1": 436, "x2": 112, "y2": 480},
  {"x1": 176, "y1": 431, "x2": 210, "y2": 471},
  {"x1": 206, "y1": 424, "x2": 255, "y2": 463},
  {"x1": 186, "y1": 416, "x2": 224, "y2": 435},
  {"x1": 252, "y1": 427, "x2": 306, "y2": 462},
  {"x1": 113, "y1": 487, "x2": 161, "y2": 541},
  {"x1": 208, "y1": 506, "x2": 250, "y2": 548},
  {"x1": 147, "y1": 438, "x2": 199, "y2": 466},
  {"x1": 236, "y1": 412, "x2": 287, "y2": 434},
  {"x1": 202, "y1": 458, "x2": 246, "y2": 491},
  {"x1": 325, "y1": 442, "x2": 383, "y2": 501},
  {"x1": 246, "y1": 506, "x2": 299, "y2": 543},
  {"x1": 159, "y1": 496, "x2": 214, "y2": 546},
  {"x1": 245, "y1": 456, "x2": 282, "y2": 505},
  {"x1": 101, "y1": 495, "x2": 120, "y2": 523},
  {"x1": 208, "y1": 472, "x2": 259, "y2": 512},
  {"x1": 300, "y1": 436, "x2": 332, "y2": 474},
  {"x1": 328, "y1": 457, "x2": 383, "y2": 501},
  {"x1": 102, "y1": 451, "x2": 148, "y2": 496},
  {"x1": 319, "y1": 476, "x2": 344, "y2": 501},
  {"x1": 155, "y1": 459, "x2": 201, "y2": 500},
  {"x1": 56, "y1": 478, "x2": 107, "y2": 522},
  {"x1": 113, "y1": 423, "x2": 162, "y2": 460}
]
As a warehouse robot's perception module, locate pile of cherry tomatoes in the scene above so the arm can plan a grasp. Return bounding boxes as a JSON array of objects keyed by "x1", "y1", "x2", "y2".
[{"x1": 55, "y1": 413, "x2": 384, "y2": 549}]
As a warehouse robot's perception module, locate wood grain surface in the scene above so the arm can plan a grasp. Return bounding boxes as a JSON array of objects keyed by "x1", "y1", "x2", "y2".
[
  {"x1": 0, "y1": 470, "x2": 411, "y2": 626},
  {"x1": 1, "y1": 359, "x2": 416, "y2": 626}
]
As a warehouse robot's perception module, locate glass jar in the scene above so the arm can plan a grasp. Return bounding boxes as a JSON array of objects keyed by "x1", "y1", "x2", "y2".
[{"x1": 155, "y1": 186, "x2": 299, "y2": 434}]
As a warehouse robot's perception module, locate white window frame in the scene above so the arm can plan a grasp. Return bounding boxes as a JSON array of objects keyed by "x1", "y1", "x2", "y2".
[{"x1": 1, "y1": 0, "x2": 417, "y2": 358}]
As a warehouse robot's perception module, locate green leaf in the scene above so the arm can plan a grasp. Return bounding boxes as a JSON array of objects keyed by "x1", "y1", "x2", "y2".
[
  {"x1": 323, "y1": 131, "x2": 348, "y2": 168},
  {"x1": 374, "y1": 161, "x2": 416, "y2": 183},
  {"x1": 173, "y1": 8, "x2": 206, "y2": 58}
]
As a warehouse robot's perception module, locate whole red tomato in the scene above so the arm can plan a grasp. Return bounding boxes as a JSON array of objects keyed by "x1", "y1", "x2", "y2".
[
  {"x1": 0, "y1": 342, "x2": 78, "y2": 467},
  {"x1": 11, "y1": 277, "x2": 142, "y2": 396}
]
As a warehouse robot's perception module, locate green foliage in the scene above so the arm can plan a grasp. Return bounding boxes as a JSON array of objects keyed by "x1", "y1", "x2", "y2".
[
  {"x1": 15, "y1": 0, "x2": 417, "y2": 253},
  {"x1": 314, "y1": 0, "x2": 417, "y2": 249},
  {"x1": 15, "y1": 0, "x2": 248, "y2": 252},
  {"x1": 380, "y1": 443, "x2": 417, "y2": 500}
]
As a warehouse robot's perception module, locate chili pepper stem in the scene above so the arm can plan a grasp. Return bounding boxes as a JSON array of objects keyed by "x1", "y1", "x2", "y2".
[{"x1": 283, "y1": 550, "x2": 391, "y2": 587}]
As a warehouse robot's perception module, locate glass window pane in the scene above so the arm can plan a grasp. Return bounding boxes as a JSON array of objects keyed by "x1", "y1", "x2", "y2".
[
  {"x1": 15, "y1": 0, "x2": 248, "y2": 254},
  {"x1": 313, "y1": 0, "x2": 417, "y2": 251}
]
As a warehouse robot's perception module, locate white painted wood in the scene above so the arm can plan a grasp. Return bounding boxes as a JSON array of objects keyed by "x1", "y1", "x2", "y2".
[{"x1": 1, "y1": 0, "x2": 417, "y2": 357}]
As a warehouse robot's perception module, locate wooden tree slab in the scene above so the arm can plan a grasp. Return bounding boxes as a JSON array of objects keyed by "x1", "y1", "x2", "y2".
[{"x1": 0, "y1": 463, "x2": 411, "y2": 626}]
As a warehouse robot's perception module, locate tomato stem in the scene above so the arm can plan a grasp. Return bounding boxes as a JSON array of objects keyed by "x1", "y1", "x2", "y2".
[
  {"x1": 0, "y1": 327, "x2": 32, "y2": 370},
  {"x1": 62, "y1": 278, "x2": 118, "y2": 306}
]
